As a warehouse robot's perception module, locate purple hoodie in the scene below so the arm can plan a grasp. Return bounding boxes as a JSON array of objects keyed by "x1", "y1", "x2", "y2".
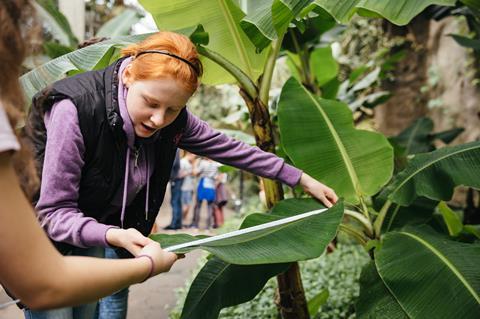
[{"x1": 35, "y1": 58, "x2": 303, "y2": 249}]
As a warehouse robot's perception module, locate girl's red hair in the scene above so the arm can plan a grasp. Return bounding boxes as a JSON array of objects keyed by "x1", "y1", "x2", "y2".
[{"x1": 121, "y1": 32, "x2": 202, "y2": 93}]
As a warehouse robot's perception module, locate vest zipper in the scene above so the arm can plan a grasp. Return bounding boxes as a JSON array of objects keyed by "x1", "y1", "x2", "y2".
[{"x1": 134, "y1": 147, "x2": 140, "y2": 168}]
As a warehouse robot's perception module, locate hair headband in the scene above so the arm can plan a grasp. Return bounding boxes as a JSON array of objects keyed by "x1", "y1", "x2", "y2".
[{"x1": 135, "y1": 50, "x2": 199, "y2": 76}]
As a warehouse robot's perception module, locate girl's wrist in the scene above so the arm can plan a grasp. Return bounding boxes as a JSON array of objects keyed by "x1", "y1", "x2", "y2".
[{"x1": 137, "y1": 254, "x2": 155, "y2": 282}]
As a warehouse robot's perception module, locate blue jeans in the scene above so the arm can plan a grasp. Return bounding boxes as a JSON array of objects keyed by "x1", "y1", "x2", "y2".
[
  {"x1": 96, "y1": 248, "x2": 129, "y2": 319},
  {"x1": 24, "y1": 248, "x2": 128, "y2": 319},
  {"x1": 169, "y1": 179, "x2": 183, "y2": 228},
  {"x1": 24, "y1": 247, "x2": 104, "y2": 319}
]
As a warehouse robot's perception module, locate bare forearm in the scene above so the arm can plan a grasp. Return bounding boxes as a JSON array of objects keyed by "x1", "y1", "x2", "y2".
[{"x1": 26, "y1": 256, "x2": 150, "y2": 310}]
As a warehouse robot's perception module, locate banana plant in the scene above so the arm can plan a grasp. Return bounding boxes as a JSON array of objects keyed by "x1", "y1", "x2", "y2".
[
  {"x1": 277, "y1": 76, "x2": 480, "y2": 318},
  {"x1": 22, "y1": 0, "x2": 467, "y2": 318}
]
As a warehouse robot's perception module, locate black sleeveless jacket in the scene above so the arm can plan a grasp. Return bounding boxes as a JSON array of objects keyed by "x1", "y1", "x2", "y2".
[{"x1": 26, "y1": 58, "x2": 187, "y2": 256}]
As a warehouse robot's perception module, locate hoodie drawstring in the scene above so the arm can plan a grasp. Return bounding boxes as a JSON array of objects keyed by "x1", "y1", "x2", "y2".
[
  {"x1": 120, "y1": 148, "x2": 131, "y2": 228},
  {"x1": 145, "y1": 154, "x2": 150, "y2": 221}
]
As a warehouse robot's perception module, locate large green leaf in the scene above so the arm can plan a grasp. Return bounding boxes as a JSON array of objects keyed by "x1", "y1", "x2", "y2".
[
  {"x1": 390, "y1": 117, "x2": 464, "y2": 155},
  {"x1": 180, "y1": 257, "x2": 289, "y2": 319},
  {"x1": 20, "y1": 33, "x2": 151, "y2": 102},
  {"x1": 381, "y1": 141, "x2": 480, "y2": 206},
  {"x1": 356, "y1": 261, "x2": 408, "y2": 319},
  {"x1": 151, "y1": 199, "x2": 343, "y2": 264},
  {"x1": 139, "y1": 0, "x2": 268, "y2": 84},
  {"x1": 278, "y1": 77, "x2": 393, "y2": 203},
  {"x1": 313, "y1": 0, "x2": 456, "y2": 25},
  {"x1": 178, "y1": 198, "x2": 336, "y2": 319},
  {"x1": 240, "y1": 0, "x2": 314, "y2": 50},
  {"x1": 34, "y1": 0, "x2": 78, "y2": 46},
  {"x1": 376, "y1": 226, "x2": 480, "y2": 318},
  {"x1": 310, "y1": 46, "x2": 338, "y2": 86},
  {"x1": 96, "y1": 8, "x2": 143, "y2": 38}
]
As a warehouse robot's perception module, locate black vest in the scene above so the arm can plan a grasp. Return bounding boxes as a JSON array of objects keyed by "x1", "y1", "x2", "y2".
[{"x1": 26, "y1": 58, "x2": 187, "y2": 256}]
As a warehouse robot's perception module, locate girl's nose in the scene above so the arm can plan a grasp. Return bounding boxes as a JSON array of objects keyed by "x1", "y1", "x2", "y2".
[{"x1": 150, "y1": 110, "x2": 165, "y2": 128}]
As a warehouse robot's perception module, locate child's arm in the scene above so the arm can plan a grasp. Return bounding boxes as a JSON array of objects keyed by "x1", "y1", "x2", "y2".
[
  {"x1": 36, "y1": 99, "x2": 150, "y2": 253},
  {"x1": 179, "y1": 112, "x2": 338, "y2": 207},
  {"x1": 0, "y1": 152, "x2": 178, "y2": 310}
]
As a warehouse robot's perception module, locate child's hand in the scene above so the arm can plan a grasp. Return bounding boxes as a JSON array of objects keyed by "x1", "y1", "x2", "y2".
[
  {"x1": 106, "y1": 228, "x2": 150, "y2": 256},
  {"x1": 299, "y1": 173, "x2": 338, "y2": 208},
  {"x1": 139, "y1": 241, "x2": 179, "y2": 275}
]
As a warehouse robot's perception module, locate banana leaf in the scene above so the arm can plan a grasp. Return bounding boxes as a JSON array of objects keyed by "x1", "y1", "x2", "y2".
[
  {"x1": 151, "y1": 199, "x2": 343, "y2": 265},
  {"x1": 177, "y1": 198, "x2": 339, "y2": 319},
  {"x1": 34, "y1": 0, "x2": 78, "y2": 46},
  {"x1": 376, "y1": 226, "x2": 480, "y2": 318},
  {"x1": 313, "y1": 0, "x2": 456, "y2": 25},
  {"x1": 240, "y1": 0, "x2": 314, "y2": 50},
  {"x1": 96, "y1": 8, "x2": 143, "y2": 38},
  {"x1": 180, "y1": 257, "x2": 289, "y2": 319},
  {"x1": 139, "y1": 0, "x2": 268, "y2": 84},
  {"x1": 278, "y1": 77, "x2": 393, "y2": 203},
  {"x1": 356, "y1": 261, "x2": 408, "y2": 319},
  {"x1": 381, "y1": 141, "x2": 480, "y2": 206},
  {"x1": 20, "y1": 33, "x2": 151, "y2": 101}
]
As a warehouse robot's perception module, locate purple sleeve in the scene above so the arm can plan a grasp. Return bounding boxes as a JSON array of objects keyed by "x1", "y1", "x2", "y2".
[
  {"x1": 36, "y1": 99, "x2": 116, "y2": 248},
  {"x1": 179, "y1": 111, "x2": 302, "y2": 187}
]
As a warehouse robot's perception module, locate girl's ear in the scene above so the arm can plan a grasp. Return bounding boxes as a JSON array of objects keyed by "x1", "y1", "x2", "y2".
[{"x1": 122, "y1": 64, "x2": 134, "y2": 88}]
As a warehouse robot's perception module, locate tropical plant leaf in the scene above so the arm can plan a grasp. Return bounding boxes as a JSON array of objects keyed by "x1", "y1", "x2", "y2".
[
  {"x1": 313, "y1": 0, "x2": 456, "y2": 25},
  {"x1": 34, "y1": 0, "x2": 78, "y2": 46},
  {"x1": 310, "y1": 46, "x2": 338, "y2": 86},
  {"x1": 240, "y1": 0, "x2": 314, "y2": 50},
  {"x1": 375, "y1": 197, "x2": 438, "y2": 232},
  {"x1": 180, "y1": 257, "x2": 289, "y2": 319},
  {"x1": 139, "y1": 0, "x2": 268, "y2": 84},
  {"x1": 450, "y1": 34, "x2": 480, "y2": 50},
  {"x1": 390, "y1": 117, "x2": 435, "y2": 154},
  {"x1": 431, "y1": 127, "x2": 464, "y2": 144},
  {"x1": 381, "y1": 141, "x2": 480, "y2": 206},
  {"x1": 376, "y1": 226, "x2": 480, "y2": 318},
  {"x1": 438, "y1": 201, "x2": 463, "y2": 236},
  {"x1": 356, "y1": 261, "x2": 408, "y2": 319},
  {"x1": 307, "y1": 289, "x2": 329, "y2": 317},
  {"x1": 278, "y1": 77, "x2": 393, "y2": 203},
  {"x1": 96, "y1": 8, "x2": 143, "y2": 38},
  {"x1": 20, "y1": 33, "x2": 151, "y2": 101},
  {"x1": 151, "y1": 199, "x2": 343, "y2": 264},
  {"x1": 178, "y1": 198, "x2": 336, "y2": 319},
  {"x1": 42, "y1": 41, "x2": 74, "y2": 59}
]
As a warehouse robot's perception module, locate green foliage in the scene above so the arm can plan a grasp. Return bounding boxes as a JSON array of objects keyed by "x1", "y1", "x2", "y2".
[
  {"x1": 278, "y1": 77, "x2": 393, "y2": 203},
  {"x1": 152, "y1": 199, "x2": 343, "y2": 264},
  {"x1": 381, "y1": 141, "x2": 480, "y2": 206},
  {"x1": 96, "y1": 8, "x2": 143, "y2": 38},
  {"x1": 139, "y1": 0, "x2": 268, "y2": 84},
  {"x1": 375, "y1": 226, "x2": 480, "y2": 318},
  {"x1": 171, "y1": 244, "x2": 370, "y2": 319}
]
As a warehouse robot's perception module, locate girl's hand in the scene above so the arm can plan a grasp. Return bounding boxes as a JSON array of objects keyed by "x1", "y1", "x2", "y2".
[
  {"x1": 299, "y1": 173, "x2": 338, "y2": 208},
  {"x1": 106, "y1": 228, "x2": 150, "y2": 256},
  {"x1": 139, "y1": 241, "x2": 179, "y2": 275}
]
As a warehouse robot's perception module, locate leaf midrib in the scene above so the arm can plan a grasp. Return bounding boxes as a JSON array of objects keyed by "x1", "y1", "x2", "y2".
[
  {"x1": 400, "y1": 231, "x2": 480, "y2": 304},
  {"x1": 218, "y1": 0, "x2": 253, "y2": 77},
  {"x1": 390, "y1": 143, "x2": 480, "y2": 198},
  {"x1": 182, "y1": 260, "x2": 230, "y2": 318},
  {"x1": 301, "y1": 85, "x2": 362, "y2": 197}
]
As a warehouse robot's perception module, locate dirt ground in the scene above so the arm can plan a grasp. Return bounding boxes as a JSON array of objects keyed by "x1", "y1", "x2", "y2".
[{"x1": 0, "y1": 187, "x2": 218, "y2": 319}]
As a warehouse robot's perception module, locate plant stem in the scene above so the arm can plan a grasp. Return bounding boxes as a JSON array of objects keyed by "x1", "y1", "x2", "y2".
[
  {"x1": 373, "y1": 199, "x2": 392, "y2": 237},
  {"x1": 197, "y1": 46, "x2": 257, "y2": 98},
  {"x1": 259, "y1": 36, "x2": 284, "y2": 105},
  {"x1": 345, "y1": 209, "x2": 373, "y2": 237},
  {"x1": 339, "y1": 224, "x2": 367, "y2": 246}
]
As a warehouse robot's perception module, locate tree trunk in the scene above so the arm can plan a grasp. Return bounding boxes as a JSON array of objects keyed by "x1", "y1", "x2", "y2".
[
  {"x1": 240, "y1": 89, "x2": 310, "y2": 319},
  {"x1": 374, "y1": 15, "x2": 431, "y2": 136}
]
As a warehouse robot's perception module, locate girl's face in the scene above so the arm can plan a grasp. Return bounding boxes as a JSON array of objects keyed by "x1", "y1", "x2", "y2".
[{"x1": 122, "y1": 66, "x2": 192, "y2": 138}]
